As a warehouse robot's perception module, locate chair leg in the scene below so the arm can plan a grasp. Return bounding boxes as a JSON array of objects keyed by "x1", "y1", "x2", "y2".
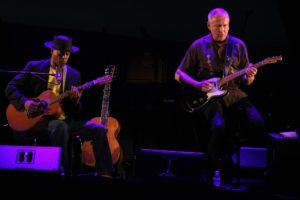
[
  {"x1": 234, "y1": 142, "x2": 241, "y2": 186},
  {"x1": 70, "y1": 135, "x2": 84, "y2": 176},
  {"x1": 76, "y1": 136, "x2": 84, "y2": 173},
  {"x1": 231, "y1": 120, "x2": 242, "y2": 187}
]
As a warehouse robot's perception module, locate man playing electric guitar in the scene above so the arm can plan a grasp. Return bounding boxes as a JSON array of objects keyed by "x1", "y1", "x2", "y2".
[
  {"x1": 5, "y1": 35, "x2": 114, "y2": 178},
  {"x1": 175, "y1": 8, "x2": 266, "y2": 184}
]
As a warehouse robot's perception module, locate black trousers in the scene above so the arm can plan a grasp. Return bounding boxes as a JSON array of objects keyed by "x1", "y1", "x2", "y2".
[{"x1": 192, "y1": 98, "x2": 264, "y2": 176}]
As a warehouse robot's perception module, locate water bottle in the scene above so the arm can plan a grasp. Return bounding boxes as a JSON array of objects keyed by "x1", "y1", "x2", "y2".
[{"x1": 213, "y1": 170, "x2": 221, "y2": 187}]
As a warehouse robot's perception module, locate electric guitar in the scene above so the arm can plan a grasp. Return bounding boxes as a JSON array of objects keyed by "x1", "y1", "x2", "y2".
[
  {"x1": 81, "y1": 65, "x2": 123, "y2": 166},
  {"x1": 182, "y1": 55, "x2": 283, "y2": 113},
  {"x1": 6, "y1": 75, "x2": 112, "y2": 132}
]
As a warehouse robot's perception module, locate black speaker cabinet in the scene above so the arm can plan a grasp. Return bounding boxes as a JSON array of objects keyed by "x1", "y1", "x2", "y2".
[
  {"x1": 268, "y1": 133, "x2": 300, "y2": 193},
  {"x1": 135, "y1": 148, "x2": 207, "y2": 182}
]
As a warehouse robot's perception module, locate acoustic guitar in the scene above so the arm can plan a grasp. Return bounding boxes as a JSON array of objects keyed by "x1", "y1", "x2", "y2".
[
  {"x1": 81, "y1": 65, "x2": 122, "y2": 166},
  {"x1": 6, "y1": 75, "x2": 112, "y2": 132}
]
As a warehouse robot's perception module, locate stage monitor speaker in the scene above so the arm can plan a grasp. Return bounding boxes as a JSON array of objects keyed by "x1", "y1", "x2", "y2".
[
  {"x1": 0, "y1": 145, "x2": 61, "y2": 171},
  {"x1": 232, "y1": 146, "x2": 268, "y2": 168}
]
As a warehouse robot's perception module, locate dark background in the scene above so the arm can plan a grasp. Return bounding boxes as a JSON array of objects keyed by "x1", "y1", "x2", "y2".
[{"x1": 0, "y1": 0, "x2": 298, "y2": 153}]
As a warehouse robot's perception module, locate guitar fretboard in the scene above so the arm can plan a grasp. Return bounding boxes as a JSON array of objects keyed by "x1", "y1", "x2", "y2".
[
  {"x1": 49, "y1": 77, "x2": 108, "y2": 105},
  {"x1": 100, "y1": 65, "x2": 115, "y2": 126},
  {"x1": 218, "y1": 56, "x2": 282, "y2": 87},
  {"x1": 100, "y1": 85, "x2": 110, "y2": 126}
]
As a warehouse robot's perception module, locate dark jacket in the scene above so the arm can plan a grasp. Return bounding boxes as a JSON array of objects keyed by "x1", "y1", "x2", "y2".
[{"x1": 5, "y1": 59, "x2": 82, "y2": 118}]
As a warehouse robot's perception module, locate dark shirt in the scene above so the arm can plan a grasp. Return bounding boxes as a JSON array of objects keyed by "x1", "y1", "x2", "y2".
[{"x1": 178, "y1": 34, "x2": 250, "y2": 107}]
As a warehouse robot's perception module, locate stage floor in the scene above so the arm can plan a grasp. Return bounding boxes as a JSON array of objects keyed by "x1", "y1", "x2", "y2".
[{"x1": 1, "y1": 170, "x2": 298, "y2": 200}]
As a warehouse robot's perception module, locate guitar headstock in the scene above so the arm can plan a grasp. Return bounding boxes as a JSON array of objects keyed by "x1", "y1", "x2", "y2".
[
  {"x1": 105, "y1": 65, "x2": 116, "y2": 78},
  {"x1": 262, "y1": 55, "x2": 283, "y2": 65},
  {"x1": 93, "y1": 65, "x2": 117, "y2": 85},
  {"x1": 94, "y1": 75, "x2": 112, "y2": 85}
]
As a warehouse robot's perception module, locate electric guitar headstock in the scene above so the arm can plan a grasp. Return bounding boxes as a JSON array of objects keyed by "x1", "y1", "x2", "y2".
[{"x1": 262, "y1": 55, "x2": 283, "y2": 65}]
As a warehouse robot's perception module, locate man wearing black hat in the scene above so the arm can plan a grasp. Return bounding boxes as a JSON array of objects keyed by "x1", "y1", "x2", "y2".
[{"x1": 5, "y1": 35, "x2": 114, "y2": 177}]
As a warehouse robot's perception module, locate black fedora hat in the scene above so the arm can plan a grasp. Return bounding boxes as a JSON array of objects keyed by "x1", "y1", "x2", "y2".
[{"x1": 44, "y1": 35, "x2": 79, "y2": 52}]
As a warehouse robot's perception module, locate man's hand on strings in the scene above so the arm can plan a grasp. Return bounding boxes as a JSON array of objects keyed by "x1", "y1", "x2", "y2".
[
  {"x1": 198, "y1": 79, "x2": 214, "y2": 93},
  {"x1": 69, "y1": 86, "x2": 82, "y2": 104},
  {"x1": 245, "y1": 64, "x2": 257, "y2": 78},
  {"x1": 243, "y1": 64, "x2": 257, "y2": 85}
]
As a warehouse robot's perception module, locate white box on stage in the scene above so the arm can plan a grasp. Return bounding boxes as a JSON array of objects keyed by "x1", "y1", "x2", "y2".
[{"x1": 0, "y1": 145, "x2": 61, "y2": 171}]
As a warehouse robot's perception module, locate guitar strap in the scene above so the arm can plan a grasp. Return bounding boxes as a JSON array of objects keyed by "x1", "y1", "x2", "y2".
[
  {"x1": 224, "y1": 35, "x2": 234, "y2": 77},
  {"x1": 61, "y1": 65, "x2": 67, "y2": 93}
]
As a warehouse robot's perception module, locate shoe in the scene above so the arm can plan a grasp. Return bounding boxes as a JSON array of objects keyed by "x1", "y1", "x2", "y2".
[
  {"x1": 101, "y1": 174, "x2": 113, "y2": 179},
  {"x1": 95, "y1": 171, "x2": 113, "y2": 179}
]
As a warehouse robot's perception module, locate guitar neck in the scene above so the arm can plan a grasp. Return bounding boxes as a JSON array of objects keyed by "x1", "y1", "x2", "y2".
[
  {"x1": 99, "y1": 65, "x2": 116, "y2": 126},
  {"x1": 49, "y1": 79, "x2": 102, "y2": 105},
  {"x1": 100, "y1": 84, "x2": 110, "y2": 126},
  {"x1": 218, "y1": 60, "x2": 267, "y2": 87}
]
